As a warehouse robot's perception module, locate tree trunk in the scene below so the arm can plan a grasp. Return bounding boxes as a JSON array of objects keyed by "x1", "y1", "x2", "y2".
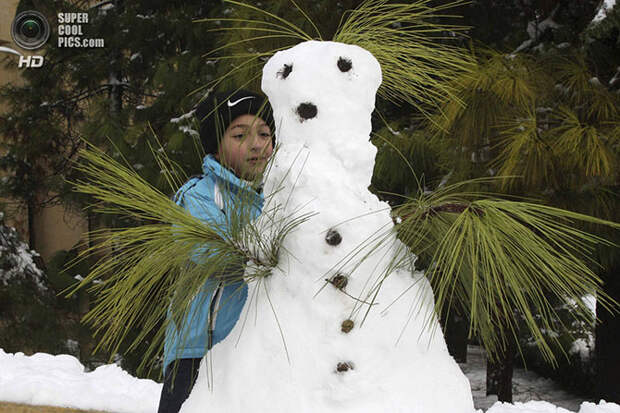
[
  {"x1": 595, "y1": 255, "x2": 620, "y2": 403},
  {"x1": 109, "y1": 0, "x2": 124, "y2": 116},
  {"x1": 77, "y1": 288, "x2": 92, "y2": 363},
  {"x1": 77, "y1": 210, "x2": 95, "y2": 365},
  {"x1": 486, "y1": 337, "x2": 515, "y2": 402},
  {"x1": 27, "y1": 197, "x2": 35, "y2": 250},
  {"x1": 486, "y1": 308, "x2": 516, "y2": 404},
  {"x1": 444, "y1": 307, "x2": 468, "y2": 363}
]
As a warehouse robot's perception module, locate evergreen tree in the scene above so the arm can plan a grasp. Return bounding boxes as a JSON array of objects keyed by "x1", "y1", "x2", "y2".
[
  {"x1": 373, "y1": 42, "x2": 618, "y2": 405},
  {"x1": 0, "y1": 212, "x2": 67, "y2": 355},
  {"x1": 0, "y1": 0, "x2": 223, "y2": 375},
  {"x1": 369, "y1": 0, "x2": 620, "y2": 403}
]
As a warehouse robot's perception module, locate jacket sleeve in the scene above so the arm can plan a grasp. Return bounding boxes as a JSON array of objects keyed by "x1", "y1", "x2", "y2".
[
  {"x1": 177, "y1": 182, "x2": 228, "y2": 265},
  {"x1": 175, "y1": 178, "x2": 245, "y2": 279}
]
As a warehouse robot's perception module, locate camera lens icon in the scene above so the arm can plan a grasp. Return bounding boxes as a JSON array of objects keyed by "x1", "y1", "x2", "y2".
[{"x1": 11, "y1": 11, "x2": 50, "y2": 50}]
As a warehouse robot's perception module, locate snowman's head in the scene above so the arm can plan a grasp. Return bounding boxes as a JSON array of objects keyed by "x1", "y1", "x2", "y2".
[{"x1": 262, "y1": 41, "x2": 382, "y2": 152}]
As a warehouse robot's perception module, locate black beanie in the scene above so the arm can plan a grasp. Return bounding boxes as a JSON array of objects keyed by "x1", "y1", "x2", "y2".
[{"x1": 195, "y1": 89, "x2": 275, "y2": 155}]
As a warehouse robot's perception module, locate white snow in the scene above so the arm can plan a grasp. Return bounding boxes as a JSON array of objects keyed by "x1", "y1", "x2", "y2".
[
  {"x1": 91, "y1": 1, "x2": 115, "y2": 11},
  {"x1": 0, "y1": 349, "x2": 162, "y2": 413},
  {"x1": 462, "y1": 346, "x2": 590, "y2": 412},
  {"x1": 107, "y1": 74, "x2": 128, "y2": 86},
  {"x1": 487, "y1": 401, "x2": 620, "y2": 413},
  {"x1": 592, "y1": 0, "x2": 616, "y2": 23},
  {"x1": 0, "y1": 345, "x2": 618, "y2": 412},
  {"x1": 514, "y1": 14, "x2": 561, "y2": 53},
  {"x1": 170, "y1": 109, "x2": 196, "y2": 124},
  {"x1": 181, "y1": 39, "x2": 474, "y2": 413},
  {"x1": 579, "y1": 402, "x2": 620, "y2": 413},
  {"x1": 0, "y1": 224, "x2": 47, "y2": 291},
  {"x1": 583, "y1": 294, "x2": 596, "y2": 315},
  {"x1": 570, "y1": 337, "x2": 593, "y2": 359},
  {"x1": 178, "y1": 125, "x2": 199, "y2": 137}
]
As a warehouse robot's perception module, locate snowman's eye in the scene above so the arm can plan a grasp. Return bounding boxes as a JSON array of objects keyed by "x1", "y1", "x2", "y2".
[
  {"x1": 337, "y1": 57, "x2": 352, "y2": 72},
  {"x1": 277, "y1": 63, "x2": 293, "y2": 79}
]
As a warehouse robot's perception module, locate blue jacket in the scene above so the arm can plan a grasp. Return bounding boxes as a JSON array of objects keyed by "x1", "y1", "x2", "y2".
[{"x1": 163, "y1": 154, "x2": 264, "y2": 373}]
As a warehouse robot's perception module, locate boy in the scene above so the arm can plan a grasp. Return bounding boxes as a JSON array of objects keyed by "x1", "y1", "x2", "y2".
[{"x1": 157, "y1": 90, "x2": 275, "y2": 413}]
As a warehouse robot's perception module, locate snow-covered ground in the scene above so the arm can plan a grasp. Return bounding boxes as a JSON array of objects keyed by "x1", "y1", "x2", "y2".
[
  {"x1": 0, "y1": 348, "x2": 161, "y2": 413},
  {"x1": 461, "y1": 346, "x2": 602, "y2": 412},
  {"x1": 1, "y1": 345, "x2": 618, "y2": 413}
]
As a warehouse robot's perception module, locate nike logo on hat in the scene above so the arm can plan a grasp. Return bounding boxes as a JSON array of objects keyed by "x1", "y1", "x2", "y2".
[{"x1": 227, "y1": 96, "x2": 255, "y2": 107}]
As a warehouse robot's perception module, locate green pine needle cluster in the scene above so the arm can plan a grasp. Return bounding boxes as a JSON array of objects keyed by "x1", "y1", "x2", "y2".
[
  {"x1": 392, "y1": 180, "x2": 619, "y2": 363},
  {"x1": 429, "y1": 49, "x2": 619, "y2": 192},
  {"x1": 370, "y1": 46, "x2": 619, "y2": 365},
  {"x1": 68, "y1": 142, "x2": 310, "y2": 373},
  {"x1": 195, "y1": 0, "x2": 474, "y2": 114},
  {"x1": 194, "y1": 0, "x2": 317, "y2": 94},
  {"x1": 333, "y1": 0, "x2": 474, "y2": 113}
]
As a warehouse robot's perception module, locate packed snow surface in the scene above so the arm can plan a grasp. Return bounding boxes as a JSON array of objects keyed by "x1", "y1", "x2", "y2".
[
  {"x1": 0, "y1": 349, "x2": 161, "y2": 413},
  {"x1": 487, "y1": 401, "x2": 620, "y2": 413},
  {"x1": 181, "y1": 40, "x2": 474, "y2": 413},
  {"x1": 1, "y1": 346, "x2": 618, "y2": 412}
]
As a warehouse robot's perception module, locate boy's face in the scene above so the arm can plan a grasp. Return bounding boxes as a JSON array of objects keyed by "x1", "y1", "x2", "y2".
[{"x1": 216, "y1": 114, "x2": 273, "y2": 181}]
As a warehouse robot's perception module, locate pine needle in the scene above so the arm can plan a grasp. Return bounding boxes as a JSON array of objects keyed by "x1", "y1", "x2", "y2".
[
  {"x1": 392, "y1": 183, "x2": 619, "y2": 363},
  {"x1": 334, "y1": 0, "x2": 474, "y2": 114},
  {"x1": 68, "y1": 142, "x2": 310, "y2": 375}
]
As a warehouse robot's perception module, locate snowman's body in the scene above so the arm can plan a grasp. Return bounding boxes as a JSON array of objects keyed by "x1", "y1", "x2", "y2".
[{"x1": 181, "y1": 41, "x2": 474, "y2": 413}]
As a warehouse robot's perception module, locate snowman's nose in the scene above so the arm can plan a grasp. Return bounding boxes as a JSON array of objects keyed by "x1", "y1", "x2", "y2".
[{"x1": 296, "y1": 102, "x2": 317, "y2": 121}]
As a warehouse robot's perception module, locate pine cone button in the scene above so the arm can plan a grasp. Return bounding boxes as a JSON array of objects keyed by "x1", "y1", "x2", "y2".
[
  {"x1": 329, "y1": 274, "x2": 348, "y2": 290},
  {"x1": 325, "y1": 229, "x2": 342, "y2": 246},
  {"x1": 336, "y1": 362, "x2": 354, "y2": 372},
  {"x1": 341, "y1": 319, "x2": 354, "y2": 333}
]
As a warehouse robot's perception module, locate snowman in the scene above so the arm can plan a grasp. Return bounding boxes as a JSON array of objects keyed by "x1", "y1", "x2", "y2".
[{"x1": 180, "y1": 40, "x2": 475, "y2": 413}]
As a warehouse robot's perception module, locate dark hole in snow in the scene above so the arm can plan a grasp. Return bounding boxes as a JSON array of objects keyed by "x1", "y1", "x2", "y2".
[
  {"x1": 328, "y1": 274, "x2": 348, "y2": 290},
  {"x1": 337, "y1": 57, "x2": 352, "y2": 72},
  {"x1": 277, "y1": 63, "x2": 293, "y2": 79},
  {"x1": 325, "y1": 229, "x2": 342, "y2": 246},
  {"x1": 341, "y1": 319, "x2": 354, "y2": 333},
  {"x1": 296, "y1": 102, "x2": 317, "y2": 121},
  {"x1": 336, "y1": 362, "x2": 354, "y2": 372}
]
